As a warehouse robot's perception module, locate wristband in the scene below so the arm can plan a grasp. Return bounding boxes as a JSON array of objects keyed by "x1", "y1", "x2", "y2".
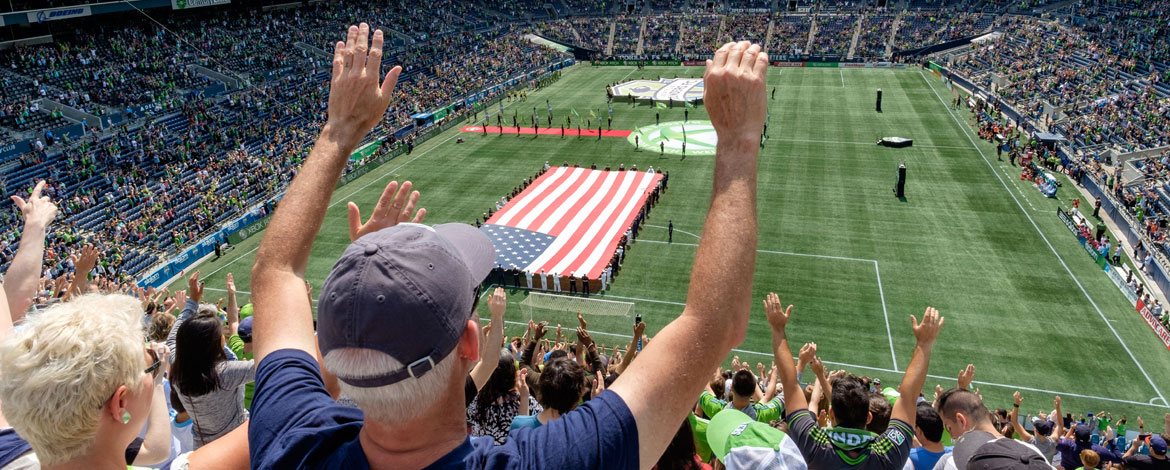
[{"x1": 1013, "y1": 404, "x2": 1020, "y2": 408}]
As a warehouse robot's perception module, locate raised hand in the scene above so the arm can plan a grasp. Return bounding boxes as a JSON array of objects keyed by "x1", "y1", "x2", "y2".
[
  {"x1": 634, "y1": 321, "x2": 646, "y2": 338},
  {"x1": 532, "y1": 321, "x2": 549, "y2": 341},
  {"x1": 12, "y1": 180, "x2": 57, "y2": 229},
  {"x1": 910, "y1": 307, "x2": 944, "y2": 347},
  {"x1": 187, "y1": 271, "x2": 204, "y2": 303},
  {"x1": 577, "y1": 311, "x2": 587, "y2": 329},
  {"x1": 1013, "y1": 391, "x2": 1023, "y2": 406},
  {"x1": 72, "y1": 243, "x2": 99, "y2": 276},
  {"x1": 592, "y1": 371, "x2": 605, "y2": 396},
  {"x1": 575, "y1": 327, "x2": 594, "y2": 351},
  {"x1": 347, "y1": 180, "x2": 425, "y2": 242},
  {"x1": 173, "y1": 290, "x2": 187, "y2": 308},
  {"x1": 809, "y1": 356, "x2": 826, "y2": 378},
  {"x1": 488, "y1": 287, "x2": 506, "y2": 324},
  {"x1": 763, "y1": 292, "x2": 792, "y2": 335},
  {"x1": 226, "y1": 273, "x2": 236, "y2": 296},
  {"x1": 799, "y1": 342, "x2": 818, "y2": 365},
  {"x1": 326, "y1": 23, "x2": 402, "y2": 147},
  {"x1": 958, "y1": 364, "x2": 975, "y2": 389},
  {"x1": 703, "y1": 41, "x2": 768, "y2": 145},
  {"x1": 516, "y1": 367, "x2": 529, "y2": 395}
]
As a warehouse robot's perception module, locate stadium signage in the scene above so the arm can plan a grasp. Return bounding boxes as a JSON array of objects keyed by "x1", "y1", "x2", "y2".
[
  {"x1": 592, "y1": 60, "x2": 681, "y2": 66},
  {"x1": 1136, "y1": 301, "x2": 1170, "y2": 351},
  {"x1": 171, "y1": 0, "x2": 232, "y2": 9},
  {"x1": 774, "y1": 61, "x2": 805, "y2": 67},
  {"x1": 28, "y1": 6, "x2": 90, "y2": 23}
]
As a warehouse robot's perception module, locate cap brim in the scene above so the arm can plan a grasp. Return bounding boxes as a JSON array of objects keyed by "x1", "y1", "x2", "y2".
[
  {"x1": 952, "y1": 430, "x2": 995, "y2": 470},
  {"x1": 707, "y1": 409, "x2": 755, "y2": 459},
  {"x1": 434, "y1": 223, "x2": 496, "y2": 286}
]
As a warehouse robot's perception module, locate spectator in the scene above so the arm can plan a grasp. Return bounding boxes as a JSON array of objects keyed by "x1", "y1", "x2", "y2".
[
  {"x1": 468, "y1": 353, "x2": 541, "y2": 444},
  {"x1": 705, "y1": 409, "x2": 806, "y2": 469},
  {"x1": 934, "y1": 388, "x2": 1053, "y2": 469},
  {"x1": 1006, "y1": 392, "x2": 1058, "y2": 463},
  {"x1": 699, "y1": 368, "x2": 782, "y2": 422},
  {"x1": 767, "y1": 291, "x2": 942, "y2": 469},
  {"x1": 1119, "y1": 433, "x2": 1167, "y2": 469},
  {"x1": 908, "y1": 403, "x2": 951, "y2": 470},
  {"x1": 245, "y1": 30, "x2": 768, "y2": 469},
  {"x1": 510, "y1": 356, "x2": 587, "y2": 431},
  {"x1": 167, "y1": 272, "x2": 254, "y2": 448},
  {"x1": 0, "y1": 293, "x2": 249, "y2": 470}
]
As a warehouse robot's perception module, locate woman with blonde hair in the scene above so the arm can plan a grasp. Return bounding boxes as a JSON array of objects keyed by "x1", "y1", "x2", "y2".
[{"x1": 0, "y1": 292, "x2": 249, "y2": 470}]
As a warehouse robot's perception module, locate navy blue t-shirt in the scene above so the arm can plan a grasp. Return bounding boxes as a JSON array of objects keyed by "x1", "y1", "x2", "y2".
[
  {"x1": 0, "y1": 428, "x2": 32, "y2": 467},
  {"x1": 248, "y1": 349, "x2": 639, "y2": 469}
]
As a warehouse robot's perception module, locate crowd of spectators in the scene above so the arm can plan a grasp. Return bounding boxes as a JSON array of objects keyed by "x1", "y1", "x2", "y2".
[
  {"x1": 4, "y1": 12, "x2": 1170, "y2": 470},
  {"x1": 809, "y1": 14, "x2": 858, "y2": 57},
  {"x1": 855, "y1": 14, "x2": 895, "y2": 60}
]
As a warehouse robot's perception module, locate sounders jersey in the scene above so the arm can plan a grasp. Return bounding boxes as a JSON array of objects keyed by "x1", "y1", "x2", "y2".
[{"x1": 699, "y1": 390, "x2": 784, "y2": 423}]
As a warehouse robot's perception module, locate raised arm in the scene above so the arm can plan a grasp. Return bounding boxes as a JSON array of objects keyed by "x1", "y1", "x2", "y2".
[
  {"x1": 225, "y1": 273, "x2": 239, "y2": 337},
  {"x1": 890, "y1": 308, "x2": 944, "y2": 427},
  {"x1": 1052, "y1": 396, "x2": 1064, "y2": 439},
  {"x1": 765, "y1": 293, "x2": 808, "y2": 412},
  {"x1": 763, "y1": 363, "x2": 779, "y2": 403},
  {"x1": 133, "y1": 343, "x2": 174, "y2": 466},
  {"x1": 614, "y1": 321, "x2": 645, "y2": 376},
  {"x1": 65, "y1": 243, "x2": 98, "y2": 301},
  {"x1": 608, "y1": 40, "x2": 768, "y2": 470},
  {"x1": 5, "y1": 180, "x2": 57, "y2": 319},
  {"x1": 471, "y1": 287, "x2": 507, "y2": 391},
  {"x1": 1008, "y1": 392, "x2": 1034, "y2": 442},
  {"x1": 251, "y1": 23, "x2": 402, "y2": 362}
]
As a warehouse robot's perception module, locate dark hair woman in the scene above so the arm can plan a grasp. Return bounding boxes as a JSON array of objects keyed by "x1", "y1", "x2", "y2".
[
  {"x1": 467, "y1": 352, "x2": 541, "y2": 445},
  {"x1": 168, "y1": 301, "x2": 254, "y2": 448}
]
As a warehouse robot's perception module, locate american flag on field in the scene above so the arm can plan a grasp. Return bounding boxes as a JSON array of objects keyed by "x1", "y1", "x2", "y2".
[{"x1": 482, "y1": 167, "x2": 663, "y2": 279}]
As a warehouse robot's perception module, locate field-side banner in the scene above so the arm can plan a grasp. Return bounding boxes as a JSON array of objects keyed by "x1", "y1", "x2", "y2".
[
  {"x1": 1136, "y1": 300, "x2": 1170, "y2": 351},
  {"x1": 172, "y1": 0, "x2": 231, "y2": 9},
  {"x1": 27, "y1": 6, "x2": 90, "y2": 23}
]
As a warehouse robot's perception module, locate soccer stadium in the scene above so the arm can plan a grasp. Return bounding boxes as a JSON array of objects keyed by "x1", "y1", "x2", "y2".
[{"x1": 1, "y1": 0, "x2": 1169, "y2": 469}]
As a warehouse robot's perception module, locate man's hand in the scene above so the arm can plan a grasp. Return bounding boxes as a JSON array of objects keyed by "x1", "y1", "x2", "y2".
[
  {"x1": 592, "y1": 371, "x2": 605, "y2": 396},
  {"x1": 634, "y1": 321, "x2": 646, "y2": 338},
  {"x1": 325, "y1": 23, "x2": 402, "y2": 147},
  {"x1": 577, "y1": 311, "x2": 587, "y2": 329},
  {"x1": 488, "y1": 287, "x2": 506, "y2": 323},
  {"x1": 763, "y1": 292, "x2": 792, "y2": 336},
  {"x1": 11, "y1": 180, "x2": 57, "y2": 229},
  {"x1": 576, "y1": 327, "x2": 594, "y2": 351},
  {"x1": 187, "y1": 271, "x2": 204, "y2": 303},
  {"x1": 703, "y1": 41, "x2": 768, "y2": 144},
  {"x1": 799, "y1": 342, "x2": 818, "y2": 365},
  {"x1": 958, "y1": 364, "x2": 975, "y2": 390},
  {"x1": 532, "y1": 321, "x2": 549, "y2": 341},
  {"x1": 347, "y1": 180, "x2": 425, "y2": 242},
  {"x1": 1013, "y1": 391, "x2": 1023, "y2": 406},
  {"x1": 173, "y1": 290, "x2": 187, "y2": 308},
  {"x1": 911, "y1": 307, "x2": 944, "y2": 347},
  {"x1": 226, "y1": 273, "x2": 236, "y2": 297},
  {"x1": 809, "y1": 356, "x2": 826, "y2": 378}
]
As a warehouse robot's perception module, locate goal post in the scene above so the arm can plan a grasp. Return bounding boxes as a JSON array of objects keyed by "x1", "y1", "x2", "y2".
[{"x1": 519, "y1": 292, "x2": 634, "y2": 328}]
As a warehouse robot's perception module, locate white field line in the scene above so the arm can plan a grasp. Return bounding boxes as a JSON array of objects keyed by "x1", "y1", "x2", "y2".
[{"x1": 920, "y1": 70, "x2": 1168, "y2": 408}]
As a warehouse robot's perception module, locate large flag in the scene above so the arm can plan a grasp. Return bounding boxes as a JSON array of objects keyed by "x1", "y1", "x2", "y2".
[
  {"x1": 656, "y1": 102, "x2": 668, "y2": 109},
  {"x1": 482, "y1": 168, "x2": 663, "y2": 279},
  {"x1": 684, "y1": 101, "x2": 695, "y2": 108}
]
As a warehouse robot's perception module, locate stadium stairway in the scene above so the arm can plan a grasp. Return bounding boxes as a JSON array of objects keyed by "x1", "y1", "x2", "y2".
[
  {"x1": 847, "y1": 15, "x2": 862, "y2": 60},
  {"x1": 636, "y1": 16, "x2": 646, "y2": 56},
  {"x1": 606, "y1": 19, "x2": 616, "y2": 56}
]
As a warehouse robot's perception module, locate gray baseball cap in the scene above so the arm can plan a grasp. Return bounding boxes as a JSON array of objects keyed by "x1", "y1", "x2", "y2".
[{"x1": 317, "y1": 223, "x2": 496, "y2": 387}]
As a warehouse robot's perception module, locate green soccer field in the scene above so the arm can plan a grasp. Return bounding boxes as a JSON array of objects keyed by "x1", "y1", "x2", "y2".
[{"x1": 171, "y1": 64, "x2": 1170, "y2": 421}]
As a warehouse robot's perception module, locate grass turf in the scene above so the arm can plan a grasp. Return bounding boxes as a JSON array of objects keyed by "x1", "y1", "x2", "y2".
[{"x1": 171, "y1": 64, "x2": 1170, "y2": 422}]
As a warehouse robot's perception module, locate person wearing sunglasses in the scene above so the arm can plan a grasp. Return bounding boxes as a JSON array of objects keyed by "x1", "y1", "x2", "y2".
[{"x1": 0, "y1": 293, "x2": 250, "y2": 470}]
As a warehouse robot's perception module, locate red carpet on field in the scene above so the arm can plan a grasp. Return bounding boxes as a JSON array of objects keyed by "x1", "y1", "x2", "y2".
[
  {"x1": 461, "y1": 125, "x2": 632, "y2": 138},
  {"x1": 481, "y1": 167, "x2": 662, "y2": 279}
]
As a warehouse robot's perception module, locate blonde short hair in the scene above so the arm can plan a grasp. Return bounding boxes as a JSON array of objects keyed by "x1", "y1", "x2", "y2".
[{"x1": 0, "y1": 294, "x2": 145, "y2": 465}]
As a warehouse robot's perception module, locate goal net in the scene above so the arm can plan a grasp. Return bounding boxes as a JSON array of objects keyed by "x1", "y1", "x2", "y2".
[{"x1": 519, "y1": 292, "x2": 634, "y2": 327}]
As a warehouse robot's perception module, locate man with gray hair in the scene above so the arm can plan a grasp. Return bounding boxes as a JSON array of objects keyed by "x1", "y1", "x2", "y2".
[{"x1": 248, "y1": 23, "x2": 770, "y2": 469}]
